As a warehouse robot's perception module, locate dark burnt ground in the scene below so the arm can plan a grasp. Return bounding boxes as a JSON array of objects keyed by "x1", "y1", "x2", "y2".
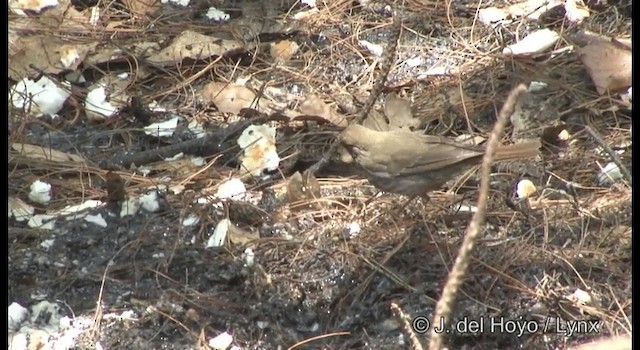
[{"x1": 8, "y1": 0, "x2": 631, "y2": 349}]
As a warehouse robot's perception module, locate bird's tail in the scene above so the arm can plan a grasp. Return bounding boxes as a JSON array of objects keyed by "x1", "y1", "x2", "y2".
[{"x1": 493, "y1": 140, "x2": 542, "y2": 161}]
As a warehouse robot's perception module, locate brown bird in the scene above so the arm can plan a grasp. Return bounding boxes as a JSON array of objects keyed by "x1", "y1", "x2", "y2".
[{"x1": 338, "y1": 124, "x2": 541, "y2": 197}]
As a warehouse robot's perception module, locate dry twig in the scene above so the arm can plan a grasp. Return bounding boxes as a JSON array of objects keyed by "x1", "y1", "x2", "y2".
[
  {"x1": 308, "y1": 11, "x2": 402, "y2": 175},
  {"x1": 428, "y1": 84, "x2": 529, "y2": 350},
  {"x1": 584, "y1": 125, "x2": 632, "y2": 186}
]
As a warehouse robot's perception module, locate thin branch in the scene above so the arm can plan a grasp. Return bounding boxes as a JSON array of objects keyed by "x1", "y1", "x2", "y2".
[
  {"x1": 584, "y1": 125, "x2": 632, "y2": 186},
  {"x1": 428, "y1": 84, "x2": 529, "y2": 350},
  {"x1": 308, "y1": 12, "x2": 402, "y2": 175}
]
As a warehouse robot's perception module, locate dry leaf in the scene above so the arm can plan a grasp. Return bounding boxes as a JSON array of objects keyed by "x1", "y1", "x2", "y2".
[
  {"x1": 270, "y1": 40, "x2": 299, "y2": 63},
  {"x1": 12, "y1": 143, "x2": 85, "y2": 163},
  {"x1": 201, "y1": 82, "x2": 257, "y2": 114},
  {"x1": 577, "y1": 35, "x2": 632, "y2": 95},
  {"x1": 8, "y1": 35, "x2": 98, "y2": 80},
  {"x1": 145, "y1": 30, "x2": 242, "y2": 65},
  {"x1": 121, "y1": 0, "x2": 161, "y2": 19},
  {"x1": 237, "y1": 124, "x2": 279, "y2": 176},
  {"x1": 228, "y1": 224, "x2": 259, "y2": 246},
  {"x1": 298, "y1": 94, "x2": 348, "y2": 127}
]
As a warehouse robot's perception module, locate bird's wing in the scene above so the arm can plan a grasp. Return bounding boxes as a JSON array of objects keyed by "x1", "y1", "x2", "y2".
[{"x1": 387, "y1": 135, "x2": 483, "y2": 175}]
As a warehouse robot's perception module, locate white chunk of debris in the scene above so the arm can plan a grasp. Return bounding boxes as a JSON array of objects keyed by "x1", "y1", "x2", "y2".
[
  {"x1": 85, "y1": 85, "x2": 120, "y2": 120},
  {"x1": 405, "y1": 56, "x2": 424, "y2": 68},
  {"x1": 237, "y1": 124, "x2": 280, "y2": 176},
  {"x1": 453, "y1": 204, "x2": 478, "y2": 213},
  {"x1": 9, "y1": 0, "x2": 58, "y2": 15},
  {"x1": 182, "y1": 214, "x2": 200, "y2": 227},
  {"x1": 10, "y1": 76, "x2": 70, "y2": 117},
  {"x1": 8, "y1": 302, "x2": 29, "y2": 331},
  {"x1": 28, "y1": 180, "x2": 52, "y2": 205},
  {"x1": 85, "y1": 213, "x2": 108, "y2": 227},
  {"x1": 161, "y1": 0, "x2": 189, "y2": 6},
  {"x1": 58, "y1": 200, "x2": 104, "y2": 220},
  {"x1": 28, "y1": 214, "x2": 56, "y2": 230},
  {"x1": 301, "y1": 0, "x2": 316, "y2": 7},
  {"x1": 215, "y1": 178, "x2": 247, "y2": 200},
  {"x1": 89, "y1": 6, "x2": 100, "y2": 26},
  {"x1": 346, "y1": 222, "x2": 361, "y2": 238},
  {"x1": 358, "y1": 40, "x2": 384, "y2": 57},
  {"x1": 569, "y1": 288, "x2": 592, "y2": 305},
  {"x1": 292, "y1": 7, "x2": 319, "y2": 20},
  {"x1": 144, "y1": 117, "x2": 180, "y2": 137},
  {"x1": 503, "y1": 29, "x2": 560, "y2": 57},
  {"x1": 188, "y1": 119, "x2": 207, "y2": 139},
  {"x1": 206, "y1": 7, "x2": 229, "y2": 21},
  {"x1": 596, "y1": 162, "x2": 623, "y2": 186},
  {"x1": 9, "y1": 197, "x2": 34, "y2": 222},
  {"x1": 478, "y1": 7, "x2": 508, "y2": 25},
  {"x1": 140, "y1": 191, "x2": 161, "y2": 213},
  {"x1": 60, "y1": 46, "x2": 80, "y2": 68},
  {"x1": 243, "y1": 248, "x2": 255, "y2": 267},
  {"x1": 516, "y1": 179, "x2": 537, "y2": 198},
  {"x1": 206, "y1": 219, "x2": 230, "y2": 248},
  {"x1": 208, "y1": 331, "x2": 233, "y2": 350},
  {"x1": 120, "y1": 197, "x2": 141, "y2": 217},
  {"x1": 190, "y1": 156, "x2": 205, "y2": 166},
  {"x1": 40, "y1": 238, "x2": 55, "y2": 250},
  {"x1": 528, "y1": 81, "x2": 548, "y2": 92},
  {"x1": 165, "y1": 152, "x2": 184, "y2": 162}
]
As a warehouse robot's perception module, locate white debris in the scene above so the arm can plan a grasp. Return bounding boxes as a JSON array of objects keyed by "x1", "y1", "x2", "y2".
[
  {"x1": 358, "y1": 40, "x2": 384, "y2": 57},
  {"x1": 182, "y1": 214, "x2": 200, "y2": 227},
  {"x1": 84, "y1": 213, "x2": 108, "y2": 227},
  {"x1": 346, "y1": 222, "x2": 361, "y2": 237},
  {"x1": 215, "y1": 178, "x2": 247, "y2": 200},
  {"x1": 453, "y1": 204, "x2": 478, "y2": 213},
  {"x1": 9, "y1": 0, "x2": 58, "y2": 16},
  {"x1": 140, "y1": 191, "x2": 161, "y2": 213},
  {"x1": 516, "y1": 179, "x2": 537, "y2": 198},
  {"x1": 503, "y1": 29, "x2": 560, "y2": 57},
  {"x1": 205, "y1": 7, "x2": 229, "y2": 21},
  {"x1": 301, "y1": 0, "x2": 316, "y2": 7},
  {"x1": 10, "y1": 76, "x2": 70, "y2": 117},
  {"x1": 243, "y1": 248, "x2": 255, "y2": 267},
  {"x1": 120, "y1": 197, "x2": 141, "y2": 217},
  {"x1": 144, "y1": 117, "x2": 180, "y2": 137},
  {"x1": 85, "y1": 85, "x2": 120, "y2": 120},
  {"x1": 569, "y1": 288, "x2": 592, "y2": 305},
  {"x1": 8, "y1": 302, "x2": 29, "y2": 331},
  {"x1": 58, "y1": 200, "x2": 104, "y2": 220},
  {"x1": 208, "y1": 331, "x2": 233, "y2": 350},
  {"x1": 28, "y1": 214, "x2": 56, "y2": 230},
  {"x1": 40, "y1": 238, "x2": 55, "y2": 250},
  {"x1": 28, "y1": 180, "x2": 52, "y2": 205},
  {"x1": 160, "y1": 0, "x2": 189, "y2": 6},
  {"x1": 596, "y1": 162, "x2": 623, "y2": 185},
  {"x1": 237, "y1": 124, "x2": 280, "y2": 176},
  {"x1": 207, "y1": 219, "x2": 230, "y2": 248},
  {"x1": 188, "y1": 119, "x2": 207, "y2": 139}
]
